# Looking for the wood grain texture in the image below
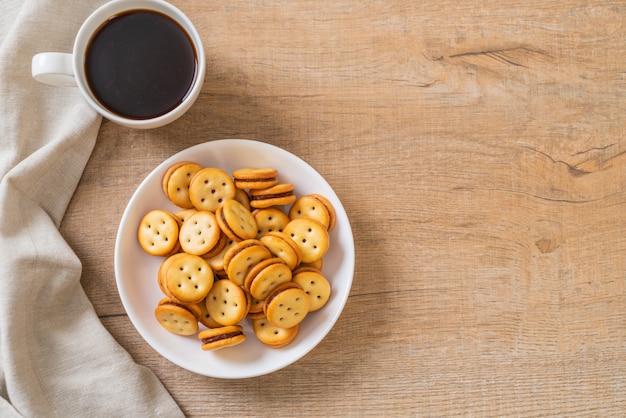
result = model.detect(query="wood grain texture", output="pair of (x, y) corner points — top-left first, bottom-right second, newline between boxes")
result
(60, 1), (626, 416)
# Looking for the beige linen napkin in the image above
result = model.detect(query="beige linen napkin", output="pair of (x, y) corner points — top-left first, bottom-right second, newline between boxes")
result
(0, 1), (184, 416)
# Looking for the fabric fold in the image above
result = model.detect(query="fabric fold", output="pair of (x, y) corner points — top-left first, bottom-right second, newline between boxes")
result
(0, 0), (184, 416)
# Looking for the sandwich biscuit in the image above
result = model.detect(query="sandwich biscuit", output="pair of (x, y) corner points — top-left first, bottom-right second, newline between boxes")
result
(253, 318), (299, 348)
(137, 209), (181, 257)
(259, 231), (302, 270)
(161, 161), (190, 196)
(164, 162), (203, 209)
(247, 296), (265, 319)
(205, 279), (248, 326)
(198, 325), (246, 351)
(196, 298), (223, 329)
(309, 193), (336, 231)
(178, 210), (221, 255)
(188, 167), (236, 212)
(216, 199), (258, 242)
(243, 257), (293, 301)
(249, 183), (296, 209)
(253, 207), (289, 237)
(223, 239), (272, 286)
(233, 188), (251, 210)
(283, 218), (330, 264)
(175, 208), (197, 223)
(155, 297), (200, 336)
(232, 167), (279, 190)
(288, 195), (332, 230)
(292, 269), (331, 312)
(263, 282), (310, 329)
(164, 253), (214, 304)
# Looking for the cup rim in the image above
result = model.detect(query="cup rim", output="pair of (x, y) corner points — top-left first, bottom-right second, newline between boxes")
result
(72, 0), (205, 129)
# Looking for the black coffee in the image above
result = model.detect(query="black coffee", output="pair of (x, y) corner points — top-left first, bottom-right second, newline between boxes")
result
(85, 10), (197, 119)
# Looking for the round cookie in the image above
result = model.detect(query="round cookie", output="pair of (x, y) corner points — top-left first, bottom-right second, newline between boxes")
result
(222, 239), (271, 286)
(201, 231), (229, 260)
(154, 298), (199, 336)
(233, 188), (251, 210)
(309, 194), (336, 231)
(295, 258), (324, 273)
(203, 237), (236, 272)
(198, 325), (246, 351)
(158, 253), (188, 297)
(184, 300), (202, 320)
(216, 199), (258, 242)
(188, 167), (236, 212)
(292, 269), (331, 312)
(178, 210), (221, 255)
(165, 162), (203, 208)
(226, 243), (272, 286)
(263, 282), (310, 329)
(288, 195), (331, 230)
(205, 279), (248, 326)
(259, 231), (302, 270)
(247, 296), (265, 319)
(164, 253), (214, 303)
(253, 318), (299, 348)
(232, 167), (279, 190)
(243, 257), (293, 301)
(283, 218), (330, 264)
(176, 208), (197, 223)
(213, 269), (229, 280)
(249, 183), (296, 209)
(222, 239), (262, 271)
(196, 298), (223, 328)
(253, 207), (289, 236)
(137, 209), (181, 256)
(161, 161), (190, 196)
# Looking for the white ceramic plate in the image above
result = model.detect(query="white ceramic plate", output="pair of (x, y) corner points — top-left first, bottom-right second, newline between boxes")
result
(114, 139), (354, 378)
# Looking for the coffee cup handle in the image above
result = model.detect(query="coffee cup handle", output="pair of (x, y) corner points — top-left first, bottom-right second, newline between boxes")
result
(31, 52), (77, 86)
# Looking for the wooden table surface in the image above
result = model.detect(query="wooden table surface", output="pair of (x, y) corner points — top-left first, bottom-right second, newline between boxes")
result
(60, 1), (626, 416)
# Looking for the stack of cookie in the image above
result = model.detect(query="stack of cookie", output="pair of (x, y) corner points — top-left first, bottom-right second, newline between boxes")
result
(137, 162), (336, 351)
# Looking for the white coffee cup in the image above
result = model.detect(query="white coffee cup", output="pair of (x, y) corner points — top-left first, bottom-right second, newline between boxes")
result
(32, 0), (205, 129)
